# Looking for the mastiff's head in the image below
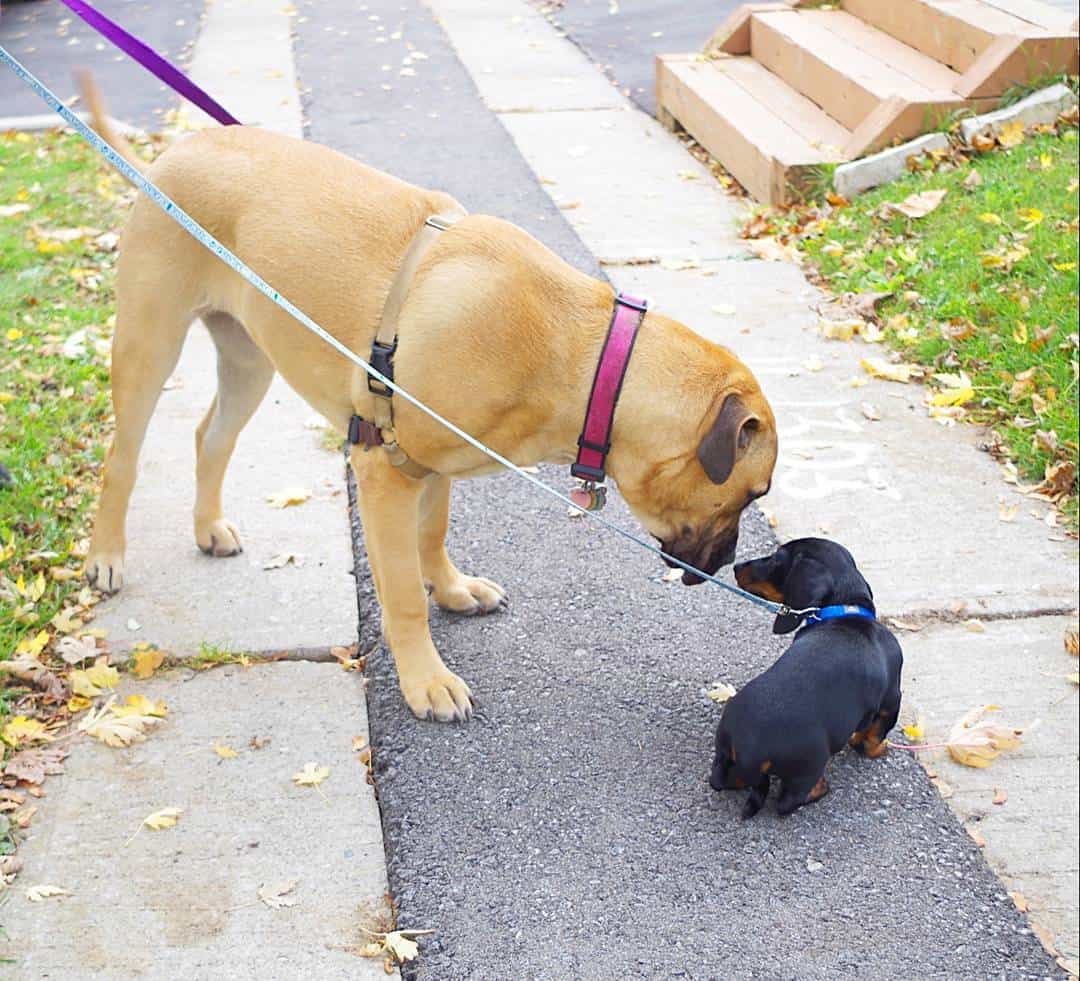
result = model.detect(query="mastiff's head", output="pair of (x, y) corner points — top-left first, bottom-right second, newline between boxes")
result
(611, 323), (777, 584)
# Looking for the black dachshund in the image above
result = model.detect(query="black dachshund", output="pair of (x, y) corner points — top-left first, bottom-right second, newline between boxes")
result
(711, 538), (903, 818)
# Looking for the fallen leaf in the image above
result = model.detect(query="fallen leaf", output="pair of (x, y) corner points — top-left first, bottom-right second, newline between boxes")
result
(963, 618), (986, 633)
(262, 552), (303, 570)
(887, 618), (922, 632)
(113, 694), (167, 719)
(660, 567), (682, 583)
(850, 291), (892, 321)
(802, 355), (825, 373)
(998, 502), (1019, 523)
(902, 720), (925, 742)
(15, 629), (49, 659)
(929, 386), (974, 407)
(883, 189), (947, 219)
(258, 878), (300, 909)
(213, 742), (239, 759)
(1017, 207), (1043, 229)
(143, 807), (182, 830)
(78, 695), (163, 748)
(860, 402), (881, 422)
(967, 825), (987, 848)
(3, 746), (68, 785)
(55, 635), (97, 666)
(2, 716), (52, 747)
(746, 237), (801, 264)
(818, 317), (864, 341)
(1065, 629), (1078, 657)
(265, 487), (312, 509)
(962, 170), (983, 190)
(1009, 891), (1029, 912)
(947, 705), (1025, 768)
(997, 120), (1025, 148)
(26, 884), (69, 902)
(977, 212), (1003, 225)
(70, 658), (120, 698)
(861, 358), (920, 383)
(931, 775), (954, 799)
(133, 647), (165, 679)
(292, 762), (329, 787)
(706, 682), (737, 704)
(940, 318), (976, 342)
(992, 788), (1008, 805)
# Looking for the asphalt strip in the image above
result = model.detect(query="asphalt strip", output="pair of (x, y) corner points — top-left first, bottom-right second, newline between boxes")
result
(295, 2), (1060, 977)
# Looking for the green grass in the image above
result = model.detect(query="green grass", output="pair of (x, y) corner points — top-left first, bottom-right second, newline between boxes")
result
(0, 131), (123, 708)
(800, 130), (1079, 524)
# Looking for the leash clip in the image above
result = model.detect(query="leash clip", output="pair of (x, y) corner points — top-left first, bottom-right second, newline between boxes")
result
(569, 480), (607, 513)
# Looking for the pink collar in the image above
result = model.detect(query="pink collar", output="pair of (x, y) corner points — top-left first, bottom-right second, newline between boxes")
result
(571, 293), (648, 494)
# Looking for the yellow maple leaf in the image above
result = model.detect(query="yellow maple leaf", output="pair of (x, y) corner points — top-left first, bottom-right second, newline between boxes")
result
(29, 571), (46, 602)
(77, 695), (162, 747)
(265, 487), (312, 508)
(113, 694), (167, 719)
(213, 741), (239, 759)
(1012, 322), (1029, 344)
(2, 715), (52, 747)
(861, 358), (919, 384)
(143, 807), (182, 830)
(70, 658), (120, 697)
(1039, 153), (1053, 170)
(66, 694), (93, 713)
(292, 762), (329, 787)
(930, 387), (974, 407)
(902, 720), (925, 742)
(15, 629), (50, 659)
(132, 647), (165, 680)
(26, 884), (70, 902)
(976, 213), (1002, 225)
(7, 328), (25, 342)
(1016, 207), (1043, 228)
(997, 121), (1025, 148)
(1053, 261), (1077, 272)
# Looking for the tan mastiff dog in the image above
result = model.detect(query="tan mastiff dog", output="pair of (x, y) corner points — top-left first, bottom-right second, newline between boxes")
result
(82, 97), (777, 723)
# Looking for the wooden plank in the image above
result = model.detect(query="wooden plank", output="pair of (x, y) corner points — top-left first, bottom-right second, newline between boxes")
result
(801, 9), (963, 91)
(977, 0), (1078, 31)
(716, 57), (852, 154)
(841, 0), (1027, 72)
(750, 10), (959, 129)
(958, 33), (1080, 96)
(845, 93), (993, 156)
(704, 3), (791, 54)
(656, 55), (840, 203)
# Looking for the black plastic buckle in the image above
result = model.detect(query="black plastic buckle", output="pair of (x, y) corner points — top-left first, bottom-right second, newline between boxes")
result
(367, 339), (397, 397)
(615, 294), (648, 313)
(348, 415), (383, 448)
(570, 462), (606, 483)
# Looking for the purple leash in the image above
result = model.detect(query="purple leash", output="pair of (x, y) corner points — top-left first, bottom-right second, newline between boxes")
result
(58, 0), (240, 126)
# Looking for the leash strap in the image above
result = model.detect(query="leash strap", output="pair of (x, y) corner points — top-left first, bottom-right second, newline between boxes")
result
(572, 293), (647, 484)
(0, 45), (787, 618)
(350, 212), (464, 479)
(57, 0), (241, 127)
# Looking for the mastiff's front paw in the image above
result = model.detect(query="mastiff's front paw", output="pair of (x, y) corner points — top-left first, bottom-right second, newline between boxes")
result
(432, 575), (507, 616)
(85, 551), (126, 593)
(402, 669), (475, 723)
(195, 517), (243, 557)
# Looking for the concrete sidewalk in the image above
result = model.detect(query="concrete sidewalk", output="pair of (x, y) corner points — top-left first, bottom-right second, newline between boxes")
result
(427, 0), (1079, 967)
(0, 2), (390, 977)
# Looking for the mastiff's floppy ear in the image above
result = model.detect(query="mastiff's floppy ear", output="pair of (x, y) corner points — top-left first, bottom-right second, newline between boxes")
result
(697, 394), (761, 485)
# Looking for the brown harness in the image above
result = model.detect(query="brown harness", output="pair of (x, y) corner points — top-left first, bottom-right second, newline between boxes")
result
(348, 212), (464, 478)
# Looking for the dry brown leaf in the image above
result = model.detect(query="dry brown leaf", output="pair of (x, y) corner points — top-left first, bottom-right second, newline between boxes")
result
(930, 776), (954, 799)
(947, 705), (1025, 768)
(3, 746), (68, 785)
(967, 825), (987, 848)
(746, 237), (801, 264)
(55, 635), (97, 666)
(962, 169), (983, 190)
(262, 552), (303, 570)
(992, 787), (1008, 805)
(1009, 890), (1029, 913)
(883, 189), (947, 219)
(1065, 629), (1079, 657)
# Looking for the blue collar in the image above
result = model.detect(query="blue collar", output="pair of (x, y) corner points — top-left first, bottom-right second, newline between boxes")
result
(803, 604), (876, 628)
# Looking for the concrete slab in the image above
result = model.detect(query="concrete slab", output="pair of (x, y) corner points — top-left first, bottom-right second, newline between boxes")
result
(834, 132), (951, 198)
(960, 83), (1079, 146)
(0, 661), (389, 979)
(422, 0), (624, 112)
(187, 0), (303, 135)
(900, 616), (1080, 961)
(500, 108), (747, 263)
(604, 259), (1080, 618)
(90, 325), (358, 658)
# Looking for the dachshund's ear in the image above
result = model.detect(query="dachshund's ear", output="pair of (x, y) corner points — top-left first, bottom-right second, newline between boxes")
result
(772, 555), (834, 635)
(698, 395), (761, 485)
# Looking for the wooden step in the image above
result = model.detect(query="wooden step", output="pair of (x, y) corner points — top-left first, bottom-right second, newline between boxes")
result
(841, 0), (1079, 94)
(656, 54), (850, 204)
(750, 8), (969, 131)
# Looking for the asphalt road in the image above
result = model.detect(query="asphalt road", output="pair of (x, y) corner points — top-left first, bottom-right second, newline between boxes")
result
(0, 0), (201, 127)
(297, 1), (1060, 978)
(540, 0), (744, 116)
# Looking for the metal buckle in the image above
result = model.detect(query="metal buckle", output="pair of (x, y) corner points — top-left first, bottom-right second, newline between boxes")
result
(367, 339), (397, 397)
(426, 215), (453, 232)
